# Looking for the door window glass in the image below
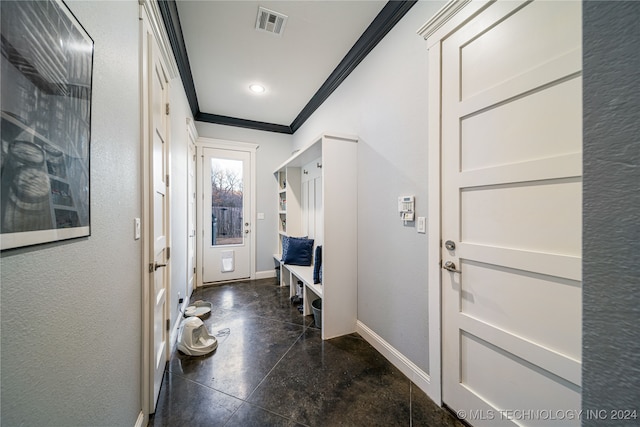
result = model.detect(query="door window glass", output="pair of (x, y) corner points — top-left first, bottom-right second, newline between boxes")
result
(210, 158), (243, 246)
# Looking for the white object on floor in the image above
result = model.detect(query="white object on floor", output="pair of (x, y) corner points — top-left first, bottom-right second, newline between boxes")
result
(177, 317), (218, 356)
(184, 300), (212, 318)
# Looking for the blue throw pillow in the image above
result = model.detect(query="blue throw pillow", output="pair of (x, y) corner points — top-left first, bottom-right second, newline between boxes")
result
(281, 235), (307, 262)
(313, 245), (322, 284)
(282, 237), (314, 266)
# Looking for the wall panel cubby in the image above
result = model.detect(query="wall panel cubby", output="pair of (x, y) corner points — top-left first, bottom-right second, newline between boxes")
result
(273, 133), (358, 340)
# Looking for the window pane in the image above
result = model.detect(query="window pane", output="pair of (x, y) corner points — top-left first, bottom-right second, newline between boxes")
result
(211, 158), (243, 246)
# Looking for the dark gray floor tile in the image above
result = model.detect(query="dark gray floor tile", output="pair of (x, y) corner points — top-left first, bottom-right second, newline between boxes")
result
(169, 315), (304, 400)
(248, 329), (412, 426)
(195, 279), (313, 327)
(152, 280), (460, 427)
(411, 382), (467, 427)
(224, 402), (304, 427)
(149, 372), (243, 427)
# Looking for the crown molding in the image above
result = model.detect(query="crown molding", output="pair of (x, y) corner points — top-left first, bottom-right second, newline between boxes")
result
(416, 0), (471, 40)
(156, 0), (199, 115)
(159, 0), (416, 134)
(195, 112), (292, 135)
(289, 0), (417, 133)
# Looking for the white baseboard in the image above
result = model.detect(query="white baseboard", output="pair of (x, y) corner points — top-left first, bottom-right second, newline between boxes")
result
(134, 411), (146, 427)
(356, 320), (435, 400)
(255, 269), (277, 280)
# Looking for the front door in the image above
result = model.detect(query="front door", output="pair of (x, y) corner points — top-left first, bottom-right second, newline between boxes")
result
(202, 148), (251, 283)
(149, 36), (169, 412)
(440, 1), (582, 425)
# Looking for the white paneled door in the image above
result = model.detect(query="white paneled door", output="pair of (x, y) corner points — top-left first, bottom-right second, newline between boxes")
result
(149, 35), (170, 412)
(187, 131), (196, 296)
(202, 148), (252, 283)
(440, 1), (582, 426)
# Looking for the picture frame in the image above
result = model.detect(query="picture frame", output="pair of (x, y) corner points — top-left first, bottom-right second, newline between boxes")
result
(1, 0), (93, 250)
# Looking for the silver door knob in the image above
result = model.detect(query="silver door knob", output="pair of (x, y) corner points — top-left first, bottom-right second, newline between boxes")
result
(443, 261), (461, 274)
(245, 229), (249, 234)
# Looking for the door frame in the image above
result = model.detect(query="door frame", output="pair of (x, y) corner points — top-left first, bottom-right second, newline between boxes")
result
(418, 0), (495, 406)
(196, 137), (258, 288)
(139, 0), (179, 419)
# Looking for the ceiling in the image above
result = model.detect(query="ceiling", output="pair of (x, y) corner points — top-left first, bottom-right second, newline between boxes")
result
(160, 1), (417, 134)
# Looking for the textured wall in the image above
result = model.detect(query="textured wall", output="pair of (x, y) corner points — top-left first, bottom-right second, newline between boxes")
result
(582, 1), (640, 422)
(292, 0), (446, 374)
(195, 122), (292, 274)
(0, 1), (142, 425)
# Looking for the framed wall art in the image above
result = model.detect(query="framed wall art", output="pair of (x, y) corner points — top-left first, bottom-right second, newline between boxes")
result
(1, 0), (93, 250)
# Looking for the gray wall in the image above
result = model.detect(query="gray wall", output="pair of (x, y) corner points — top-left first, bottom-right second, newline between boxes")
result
(196, 122), (292, 274)
(0, 1), (142, 425)
(292, 0), (445, 374)
(582, 1), (640, 421)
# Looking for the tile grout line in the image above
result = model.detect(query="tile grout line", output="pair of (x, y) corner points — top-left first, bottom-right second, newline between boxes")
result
(410, 380), (413, 427)
(244, 325), (308, 403)
(222, 320), (309, 426)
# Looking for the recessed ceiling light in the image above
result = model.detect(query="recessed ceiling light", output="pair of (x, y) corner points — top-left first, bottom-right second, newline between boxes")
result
(249, 84), (265, 93)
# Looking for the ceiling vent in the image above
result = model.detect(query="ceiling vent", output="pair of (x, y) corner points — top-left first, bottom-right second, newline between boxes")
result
(255, 7), (288, 36)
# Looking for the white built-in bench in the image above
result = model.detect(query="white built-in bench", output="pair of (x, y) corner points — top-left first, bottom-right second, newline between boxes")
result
(274, 254), (321, 316)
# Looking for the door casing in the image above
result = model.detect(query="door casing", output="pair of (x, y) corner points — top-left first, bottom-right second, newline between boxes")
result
(140, 0), (179, 419)
(419, 1), (494, 405)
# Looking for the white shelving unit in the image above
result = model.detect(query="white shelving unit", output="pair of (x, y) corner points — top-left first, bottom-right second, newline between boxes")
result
(275, 167), (301, 252)
(273, 133), (358, 340)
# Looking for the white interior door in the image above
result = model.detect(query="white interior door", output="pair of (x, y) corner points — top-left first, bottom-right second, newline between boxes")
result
(440, 1), (582, 425)
(149, 36), (169, 412)
(202, 148), (251, 283)
(187, 135), (196, 295)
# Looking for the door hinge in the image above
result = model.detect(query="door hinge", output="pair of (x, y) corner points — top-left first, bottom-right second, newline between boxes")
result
(166, 247), (171, 260)
(193, 267), (196, 274)
(165, 103), (170, 115)
(166, 319), (170, 331)
(166, 174), (170, 187)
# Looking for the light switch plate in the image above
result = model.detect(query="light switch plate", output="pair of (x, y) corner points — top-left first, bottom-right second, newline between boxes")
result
(417, 216), (426, 234)
(134, 218), (141, 240)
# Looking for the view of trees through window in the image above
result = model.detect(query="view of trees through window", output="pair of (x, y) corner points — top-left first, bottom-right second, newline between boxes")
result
(211, 158), (243, 246)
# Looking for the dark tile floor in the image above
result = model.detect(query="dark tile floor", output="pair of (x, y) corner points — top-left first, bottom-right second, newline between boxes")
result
(149, 278), (464, 427)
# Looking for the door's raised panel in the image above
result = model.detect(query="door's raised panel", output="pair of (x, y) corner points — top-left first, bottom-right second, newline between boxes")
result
(153, 192), (164, 251)
(460, 260), (581, 359)
(461, 178), (582, 256)
(460, 1), (581, 100)
(460, 331), (581, 426)
(461, 78), (582, 172)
